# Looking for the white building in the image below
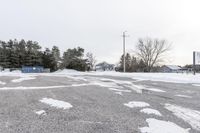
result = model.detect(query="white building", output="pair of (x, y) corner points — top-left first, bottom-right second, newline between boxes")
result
(95, 62), (115, 71)
(160, 65), (182, 73)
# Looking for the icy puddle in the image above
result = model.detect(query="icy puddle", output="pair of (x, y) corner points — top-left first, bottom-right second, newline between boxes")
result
(140, 118), (189, 133)
(165, 103), (200, 131)
(124, 101), (150, 108)
(140, 108), (162, 116)
(40, 98), (73, 109)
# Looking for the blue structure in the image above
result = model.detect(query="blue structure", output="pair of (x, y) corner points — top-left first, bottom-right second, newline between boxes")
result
(22, 66), (44, 73)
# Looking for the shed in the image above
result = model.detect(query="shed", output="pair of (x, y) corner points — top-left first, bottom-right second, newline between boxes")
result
(22, 66), (44, 73)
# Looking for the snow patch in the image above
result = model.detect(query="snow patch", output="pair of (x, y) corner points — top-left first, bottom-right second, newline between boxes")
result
(90, 81), (122, 88)
(125, 84), (143, 93)
(126, 84), (165, 93)
(109, 88), (131, 92)
(144, 88), (166, 93)
(40, 98), (73, 109)
(35, 110), (46, 115)
(140, 118), (190, 133)
(66, 76), (87, 81)
(0, 86), (68, 90)
(192, 84), (200, 87)
(12, 77), (36, 83)
(140, 108), (162, 116)
(124, 101), (150, 108)
(165, 103), (200, 131)
(82, 71), (200, 84)
(71, 84), (88, 87)
(115, 92), (123, 95)
(175, 95), (192, 98)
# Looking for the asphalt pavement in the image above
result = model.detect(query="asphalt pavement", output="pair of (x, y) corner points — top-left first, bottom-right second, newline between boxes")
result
(0, 74), (199, 133)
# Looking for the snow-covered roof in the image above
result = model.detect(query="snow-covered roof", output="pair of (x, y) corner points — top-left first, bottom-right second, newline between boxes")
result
(165, 65), (181, 70)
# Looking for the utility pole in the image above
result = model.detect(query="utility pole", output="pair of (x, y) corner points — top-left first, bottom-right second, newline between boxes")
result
(122, 31), (128, 72)
(193, 51), (196, 75)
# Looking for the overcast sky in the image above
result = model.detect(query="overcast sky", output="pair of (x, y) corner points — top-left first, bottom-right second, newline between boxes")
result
(0, 0), (200, 65)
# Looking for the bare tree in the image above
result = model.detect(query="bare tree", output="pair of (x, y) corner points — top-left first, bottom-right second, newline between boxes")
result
(86, 52), (96, 71)
(136, 38), (171, 72)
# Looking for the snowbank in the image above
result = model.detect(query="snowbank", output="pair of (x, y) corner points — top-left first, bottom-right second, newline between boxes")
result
(88, 71), (200, 84)
(56, 69), (200, 84)
(1, 69), (200, 84)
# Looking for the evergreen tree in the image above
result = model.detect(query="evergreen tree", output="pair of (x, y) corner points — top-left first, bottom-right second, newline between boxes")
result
(17, 39), (26, 66)
(52, 46), (60, 62)
(130, 56), (138, 72)
(119, 53), (132, 72)
(137, 59), (147, 72)
(62, 47), (88, 71)
(52, 46), (61, 69)
(42, 48), (57, 72)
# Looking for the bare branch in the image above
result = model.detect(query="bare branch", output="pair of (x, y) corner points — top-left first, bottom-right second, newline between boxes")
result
(135, 38), (171, 72)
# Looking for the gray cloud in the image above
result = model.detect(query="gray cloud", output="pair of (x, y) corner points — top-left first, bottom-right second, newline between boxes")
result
(0, 0), (200, 65)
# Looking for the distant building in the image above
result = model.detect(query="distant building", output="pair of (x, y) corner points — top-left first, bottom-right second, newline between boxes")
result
(22, 66), (44, 73)
(184, 64), (200, 72)
(95, 62), (115, 71)
(160, 65), (182, 73)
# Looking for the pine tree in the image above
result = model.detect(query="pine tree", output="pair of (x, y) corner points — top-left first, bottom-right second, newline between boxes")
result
(62, 47), (88, 71)
(119, 53), (132, 72)
(42, 48), (57, 72)
(52, 46), (61, 69)
(137, 59), (147, 72)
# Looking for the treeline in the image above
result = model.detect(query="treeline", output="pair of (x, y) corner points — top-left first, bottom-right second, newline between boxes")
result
(117, 53), (167, 72)
(117, 53), (149, 72)
(0, 39), (95, 72)
(117, 38), (171, 72)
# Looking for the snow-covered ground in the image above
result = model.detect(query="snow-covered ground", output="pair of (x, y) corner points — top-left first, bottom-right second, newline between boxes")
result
(0, 69), (200, 132)
(1, 69), (200, 84)
(54, 69), (200, 84)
